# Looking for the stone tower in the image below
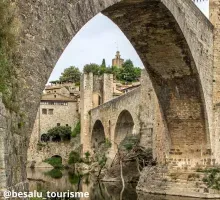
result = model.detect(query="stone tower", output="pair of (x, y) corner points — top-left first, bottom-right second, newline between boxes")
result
(80, 73), (114, 153)
(112, 51), (124, 68)
(210, 0), (220, 105)
(210, 0), (220, 164)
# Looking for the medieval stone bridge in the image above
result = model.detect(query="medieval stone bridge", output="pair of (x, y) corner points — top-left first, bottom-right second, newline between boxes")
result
(89, 85), (153, 158)
(1, 0), (220, 196)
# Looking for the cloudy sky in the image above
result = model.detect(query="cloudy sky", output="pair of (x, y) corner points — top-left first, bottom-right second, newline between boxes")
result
(48, 0), (209, 82)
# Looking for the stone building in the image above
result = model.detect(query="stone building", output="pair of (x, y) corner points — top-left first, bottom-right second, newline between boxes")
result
(112, 51), (124, 68)
(30, 83), (80, 142)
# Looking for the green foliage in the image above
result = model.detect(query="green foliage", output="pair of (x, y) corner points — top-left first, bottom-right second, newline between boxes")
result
(68, 172), (81, 185)
(0, 1), (20, 111)
(71, 121), (80, 138)
(83, 63), (100, 75)
(120, 135), (140, 151)
(44, 156), (63, 169)
(44, 169), (63, 179)
(83, 59), (141, 83)
(118, 59), (141, 82)
(59, 66), (81, 83)
(202, 168), (220, 190)
(101, 59), (106, 68)
(124, 143), (133, 151)
(98, 154), (107, 167)
(47, 126), (71, 141)
(68, 151), (81, 165)
(85, 151), (90, 159)
(49, 80), (60, 84)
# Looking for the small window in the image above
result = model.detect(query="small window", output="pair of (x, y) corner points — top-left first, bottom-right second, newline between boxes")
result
(98, 96), (102, 105)
(42, 109), (47, 115)
(48, 109), (54, 115)
(57, 123), (60, 126)
(54, 95), (56, 98)
(66, 124), (69, 127)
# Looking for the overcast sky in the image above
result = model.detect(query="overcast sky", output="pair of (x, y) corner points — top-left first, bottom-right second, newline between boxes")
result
(48, 0), (209, 82)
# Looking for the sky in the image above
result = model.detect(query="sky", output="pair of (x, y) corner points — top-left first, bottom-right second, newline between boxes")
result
(48, 0), (209, 82)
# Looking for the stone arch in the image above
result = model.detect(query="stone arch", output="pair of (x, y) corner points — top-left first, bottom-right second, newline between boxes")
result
(114, 110), (135, 146)
(2, 0), (213, 190)
(102, 0), (212, 164)
(91, 120), (106, 150)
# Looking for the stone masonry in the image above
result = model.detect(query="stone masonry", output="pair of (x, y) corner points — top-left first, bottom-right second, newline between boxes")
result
(0, 0), (220, 197)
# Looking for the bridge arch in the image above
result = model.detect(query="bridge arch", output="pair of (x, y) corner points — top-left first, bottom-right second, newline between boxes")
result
(114, 110), (135, 146)
(91, 120), (106, 150)
(2, 0), (214, 190)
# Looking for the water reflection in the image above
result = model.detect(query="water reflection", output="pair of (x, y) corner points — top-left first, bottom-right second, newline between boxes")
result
(27, 168), (205, 200)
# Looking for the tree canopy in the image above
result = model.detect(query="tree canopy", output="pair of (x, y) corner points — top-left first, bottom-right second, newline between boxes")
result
(50, 59), (142, 84)
(59, 66), (81, 83)
(83, 59), (141, 83)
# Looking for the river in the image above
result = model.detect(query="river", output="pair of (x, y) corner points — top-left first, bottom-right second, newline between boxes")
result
(27, 168), (203, 200)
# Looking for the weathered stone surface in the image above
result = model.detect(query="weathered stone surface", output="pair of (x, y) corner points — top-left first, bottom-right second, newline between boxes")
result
(0, 0), (218, 197)
(137, 166), (220, 198)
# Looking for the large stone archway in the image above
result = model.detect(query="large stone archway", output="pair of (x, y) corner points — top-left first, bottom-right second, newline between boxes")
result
(0, 0), (214, 192)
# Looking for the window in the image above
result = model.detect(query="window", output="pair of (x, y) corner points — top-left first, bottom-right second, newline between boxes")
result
(48, 109), (54, 115)
(57, 123), (60, 126)
(66, 124), (69, 127)
(98, 96), (102, 105)
(54, 95), (56, 98)
(42, 109), (47, 115)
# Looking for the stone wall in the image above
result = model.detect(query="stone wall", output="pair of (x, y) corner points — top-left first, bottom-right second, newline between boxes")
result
(27, 137), (80, 167)
(36, 101), (79, 135)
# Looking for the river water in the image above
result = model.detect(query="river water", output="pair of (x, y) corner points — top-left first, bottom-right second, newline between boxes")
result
(27, 168), (202, 200)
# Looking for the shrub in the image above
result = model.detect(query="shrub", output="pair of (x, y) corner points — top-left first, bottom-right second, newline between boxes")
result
(47, 126), (71, 141)
(85, 151), (90, 159)
(71, 121), (80, 137)
(68, 151), (81, 165)
(202, 168), (220, 190)
(44, 156), (63, 169)
(68, 172), (81, 185)
(124, 143), (133, 151)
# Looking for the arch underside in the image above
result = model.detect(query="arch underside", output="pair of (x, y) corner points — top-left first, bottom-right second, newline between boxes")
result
(91, 120), (105, 150)
(103, 0), (209, 164)
(115, 110), (134, 146)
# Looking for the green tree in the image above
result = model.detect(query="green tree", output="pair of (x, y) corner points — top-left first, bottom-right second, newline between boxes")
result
(47, 126), (71, 141)
(59, 66), (81, 83)
(83, 63), (100, 75)
(119, 59), (141, 82)
(101, 59), (106, 68)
